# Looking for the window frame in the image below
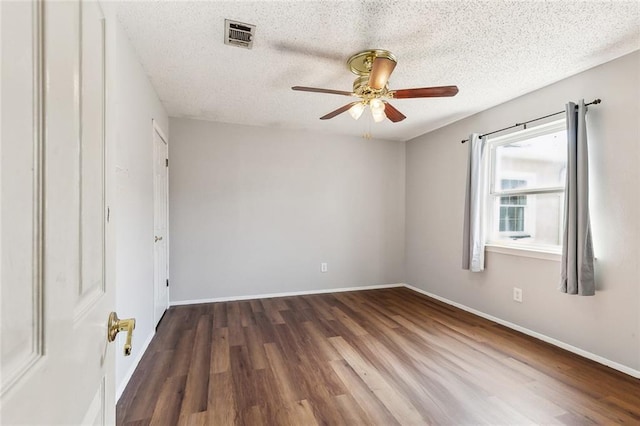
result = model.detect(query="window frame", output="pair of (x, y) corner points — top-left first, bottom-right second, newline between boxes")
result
(485, 119), (567, 256)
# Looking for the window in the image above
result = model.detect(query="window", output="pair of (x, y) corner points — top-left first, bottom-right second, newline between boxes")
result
(499, 183), (527, 233)
(486, 120), (567, 252)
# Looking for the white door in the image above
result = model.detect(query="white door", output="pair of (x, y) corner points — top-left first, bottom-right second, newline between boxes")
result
(153, 124), (169, 326)
(1, 1), (124, 424)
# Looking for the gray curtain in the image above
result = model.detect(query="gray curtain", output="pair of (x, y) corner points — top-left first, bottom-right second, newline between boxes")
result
(560, 100), (595, 295)
(462, 133), (487, 272)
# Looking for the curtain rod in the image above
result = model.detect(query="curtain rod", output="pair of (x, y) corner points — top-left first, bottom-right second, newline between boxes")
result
(460, 99), (602, 144)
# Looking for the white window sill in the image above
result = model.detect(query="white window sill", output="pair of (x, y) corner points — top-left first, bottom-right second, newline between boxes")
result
(485, 243), (561, 261)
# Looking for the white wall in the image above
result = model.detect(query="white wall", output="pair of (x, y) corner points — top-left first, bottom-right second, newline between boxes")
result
(169, 119), (405, 302)
(405, 51), (640, 372)
(103, 6), (169, 396)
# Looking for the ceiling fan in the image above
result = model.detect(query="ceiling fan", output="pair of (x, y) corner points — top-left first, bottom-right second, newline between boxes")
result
(292, 49), (459, 123)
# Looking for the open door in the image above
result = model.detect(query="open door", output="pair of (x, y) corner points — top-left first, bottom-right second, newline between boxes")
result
(1, 1), (125, 423)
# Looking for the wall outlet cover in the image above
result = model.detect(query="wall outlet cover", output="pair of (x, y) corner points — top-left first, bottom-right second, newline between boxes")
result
(513, 287), (523, 303)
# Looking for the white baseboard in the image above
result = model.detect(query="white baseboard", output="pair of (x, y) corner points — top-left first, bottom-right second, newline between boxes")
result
(403, 284), (640, 379)
(116, 330), (155, 402)
(169, 283), (405, 306)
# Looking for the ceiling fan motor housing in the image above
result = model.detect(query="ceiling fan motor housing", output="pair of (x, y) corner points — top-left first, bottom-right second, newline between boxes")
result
(347, 49), (397, 76)
(352, 75), (389, 101)
(348, 50), (396, 101)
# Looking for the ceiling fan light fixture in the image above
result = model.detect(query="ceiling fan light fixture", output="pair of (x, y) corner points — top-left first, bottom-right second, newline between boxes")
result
(370, 98), (385, 113)
(291, 49), (459, 124)
(370, 98), (386, 122)
(372, 110), (386, 123)
(348, 102), (366, 120)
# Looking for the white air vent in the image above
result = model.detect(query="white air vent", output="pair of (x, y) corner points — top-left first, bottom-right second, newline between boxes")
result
(224, 19), (255, 49)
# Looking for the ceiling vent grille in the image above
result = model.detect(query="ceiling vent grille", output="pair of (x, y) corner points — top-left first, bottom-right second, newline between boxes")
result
(224, 19), (255, 49)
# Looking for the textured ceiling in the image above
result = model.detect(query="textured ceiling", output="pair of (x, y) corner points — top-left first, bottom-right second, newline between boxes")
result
(115, 1), (640, 142)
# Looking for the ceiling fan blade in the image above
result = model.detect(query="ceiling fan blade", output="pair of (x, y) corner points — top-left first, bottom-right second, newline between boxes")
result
(292, 86), (354, 96)
(368, 57), (396, 90)
(392, 85), (459, 99)
(320, 102), (360, 120)
(383, 102), (406, 122)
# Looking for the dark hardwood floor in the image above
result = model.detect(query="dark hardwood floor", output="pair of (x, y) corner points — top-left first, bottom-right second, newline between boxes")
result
(117, 287), (640, 425)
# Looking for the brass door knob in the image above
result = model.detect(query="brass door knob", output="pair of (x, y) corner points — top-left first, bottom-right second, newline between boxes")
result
(107, 312), (136, 356)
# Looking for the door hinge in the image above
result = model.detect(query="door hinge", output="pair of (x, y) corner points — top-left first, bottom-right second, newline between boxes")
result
(107, 207), (110, 223)
(165, 158), (169, 167)
(166, 278), (169, 287)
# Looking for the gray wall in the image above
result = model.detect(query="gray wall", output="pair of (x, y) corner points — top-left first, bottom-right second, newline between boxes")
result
(104, 8), (169, 395)
(405, 51), (640, 371)
(169, 119), (405, 302)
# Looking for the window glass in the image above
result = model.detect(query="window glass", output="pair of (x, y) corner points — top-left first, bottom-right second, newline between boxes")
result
(487, 120), (567, 251)
(492, 129), (566, 192)
(490, 193), (564, 247)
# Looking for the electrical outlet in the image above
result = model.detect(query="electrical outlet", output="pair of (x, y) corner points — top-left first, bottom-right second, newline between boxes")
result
(321, 262), (328, 273)
(513, 287), (523, 303)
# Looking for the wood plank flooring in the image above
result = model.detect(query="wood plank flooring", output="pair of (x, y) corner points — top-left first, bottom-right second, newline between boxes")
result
(117, 287), (640, 425)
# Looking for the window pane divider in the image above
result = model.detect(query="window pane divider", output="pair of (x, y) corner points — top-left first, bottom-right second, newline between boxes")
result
(491, 186), (565, 196)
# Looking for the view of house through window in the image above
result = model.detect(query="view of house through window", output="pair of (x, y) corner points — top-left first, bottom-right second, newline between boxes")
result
(499, 180), (527, 232)
(486, 120), (567, 251)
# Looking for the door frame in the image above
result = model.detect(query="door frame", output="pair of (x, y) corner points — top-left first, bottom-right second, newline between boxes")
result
(152, 119), (169, 327)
